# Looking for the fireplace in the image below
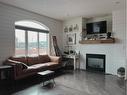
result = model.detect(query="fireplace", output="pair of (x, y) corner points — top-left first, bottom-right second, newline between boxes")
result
(86, 54), (105, 72)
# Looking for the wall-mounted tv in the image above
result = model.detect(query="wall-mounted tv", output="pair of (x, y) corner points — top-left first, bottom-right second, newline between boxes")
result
(86, 21), (107, 34)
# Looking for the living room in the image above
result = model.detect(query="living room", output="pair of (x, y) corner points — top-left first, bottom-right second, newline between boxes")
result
(0, 0), (126, 95)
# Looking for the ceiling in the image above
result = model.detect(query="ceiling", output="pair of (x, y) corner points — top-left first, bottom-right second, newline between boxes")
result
(0, 0), (125, 21)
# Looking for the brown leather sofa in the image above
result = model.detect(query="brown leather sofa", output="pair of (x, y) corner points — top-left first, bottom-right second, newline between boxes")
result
(4, 55), (61, 80)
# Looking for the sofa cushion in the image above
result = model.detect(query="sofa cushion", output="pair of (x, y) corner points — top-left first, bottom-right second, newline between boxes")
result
(28, 63), (48, 72)
(7, 59), (28, 69)
(27, 56), (39, 66)
(28, 64), (47, 69)
(28, 62), (57, 69)
(45, 62), (58, 66)
(9, 56), (27, 64)
(45, 62), (61, 70)
(28, 62), (58, 72)
(22, 67), (37, 74)
(39, 55), (50, 63)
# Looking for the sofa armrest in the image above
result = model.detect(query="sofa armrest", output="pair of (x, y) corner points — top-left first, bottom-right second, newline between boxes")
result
(3, 60), (24, 79)
(49, 56), (61, 64)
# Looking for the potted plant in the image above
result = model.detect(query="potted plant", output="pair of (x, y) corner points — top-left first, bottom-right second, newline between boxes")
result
(117, 67), (125, 78)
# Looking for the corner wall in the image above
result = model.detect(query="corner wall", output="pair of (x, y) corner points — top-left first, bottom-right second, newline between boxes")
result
(0, 3), (63, 64)
(63, 9), (126, 75)
(112, 9), (126, 75)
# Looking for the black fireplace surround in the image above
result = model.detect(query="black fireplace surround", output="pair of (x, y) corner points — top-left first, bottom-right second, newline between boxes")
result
(86, 54), (105, 72)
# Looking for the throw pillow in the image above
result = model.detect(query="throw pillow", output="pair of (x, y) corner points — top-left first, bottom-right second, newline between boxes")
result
(39, 55), (51, 63)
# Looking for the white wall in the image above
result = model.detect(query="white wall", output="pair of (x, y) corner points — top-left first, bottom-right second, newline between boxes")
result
(63, 9), (126, 75)
(112, 9), (126, 75)
(0, 3), (63, 64)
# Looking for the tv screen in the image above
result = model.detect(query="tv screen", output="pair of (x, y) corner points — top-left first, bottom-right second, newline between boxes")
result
(86, 21), (107, 34)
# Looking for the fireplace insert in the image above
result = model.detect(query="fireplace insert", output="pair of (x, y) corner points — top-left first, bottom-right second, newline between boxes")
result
(86, 54), (105, 72)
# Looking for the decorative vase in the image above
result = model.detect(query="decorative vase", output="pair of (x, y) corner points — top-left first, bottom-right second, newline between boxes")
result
(117, 67), (125, 78)
(107, 32), (111, 39)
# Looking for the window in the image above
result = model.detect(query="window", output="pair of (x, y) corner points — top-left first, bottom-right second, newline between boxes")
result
(39, 32), (49, 55)
(15, 29), (26, 56)
(28, 31), (38, 56)
(15, 21), (49, 56)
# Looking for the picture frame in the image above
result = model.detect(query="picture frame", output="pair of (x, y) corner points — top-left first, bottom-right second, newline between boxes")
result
(67, 33), (76, 45)
(64, 26), (68, 32)
(73, 24), (79, 30)
(69, 25), (73, 32)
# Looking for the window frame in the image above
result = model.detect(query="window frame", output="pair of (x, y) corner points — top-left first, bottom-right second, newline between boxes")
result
(15, 25), (49, 56)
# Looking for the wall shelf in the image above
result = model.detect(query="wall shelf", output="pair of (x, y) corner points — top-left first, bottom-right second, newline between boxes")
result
(79, 38), (115, 44)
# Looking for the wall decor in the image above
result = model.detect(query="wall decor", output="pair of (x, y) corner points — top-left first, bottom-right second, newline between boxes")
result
(67, 33), (76, 45)
(73, 24), (79, 30)
(69, 25), (73, 32)
(64, 27), (68, 32)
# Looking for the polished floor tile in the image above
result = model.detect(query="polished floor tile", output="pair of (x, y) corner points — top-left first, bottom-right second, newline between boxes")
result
(0, 70), (126, 95)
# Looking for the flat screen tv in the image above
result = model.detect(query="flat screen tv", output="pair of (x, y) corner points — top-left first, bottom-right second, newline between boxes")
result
(86, 21), (107, 34)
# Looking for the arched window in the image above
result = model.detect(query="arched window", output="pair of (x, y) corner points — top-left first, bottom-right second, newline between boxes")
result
(15, 20), (49, 56)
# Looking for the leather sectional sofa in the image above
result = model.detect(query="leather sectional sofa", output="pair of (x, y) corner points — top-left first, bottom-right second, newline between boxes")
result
(4, 55), (61, 80)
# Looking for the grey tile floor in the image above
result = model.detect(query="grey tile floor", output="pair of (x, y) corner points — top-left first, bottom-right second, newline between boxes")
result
(12, 70), (126, 95)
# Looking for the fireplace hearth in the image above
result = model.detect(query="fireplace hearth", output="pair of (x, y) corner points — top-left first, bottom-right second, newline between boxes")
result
(86, 54), (105, 72)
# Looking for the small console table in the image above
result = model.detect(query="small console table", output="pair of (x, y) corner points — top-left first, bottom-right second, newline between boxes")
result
(0, 65), (12, 80)
(63, 54), (80, 70)
(38, 70), (55, 86)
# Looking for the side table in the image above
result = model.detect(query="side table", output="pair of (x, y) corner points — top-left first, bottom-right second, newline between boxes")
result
(38, 70), (55, 86)
(0, 65), (13, 80)
(63, 54), (80, 70)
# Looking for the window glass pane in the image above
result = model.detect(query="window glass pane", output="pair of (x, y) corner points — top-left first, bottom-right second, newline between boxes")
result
(39, 33), (49, 55)
(28, 31), (38, 56)
(15, 29), (25, 56)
